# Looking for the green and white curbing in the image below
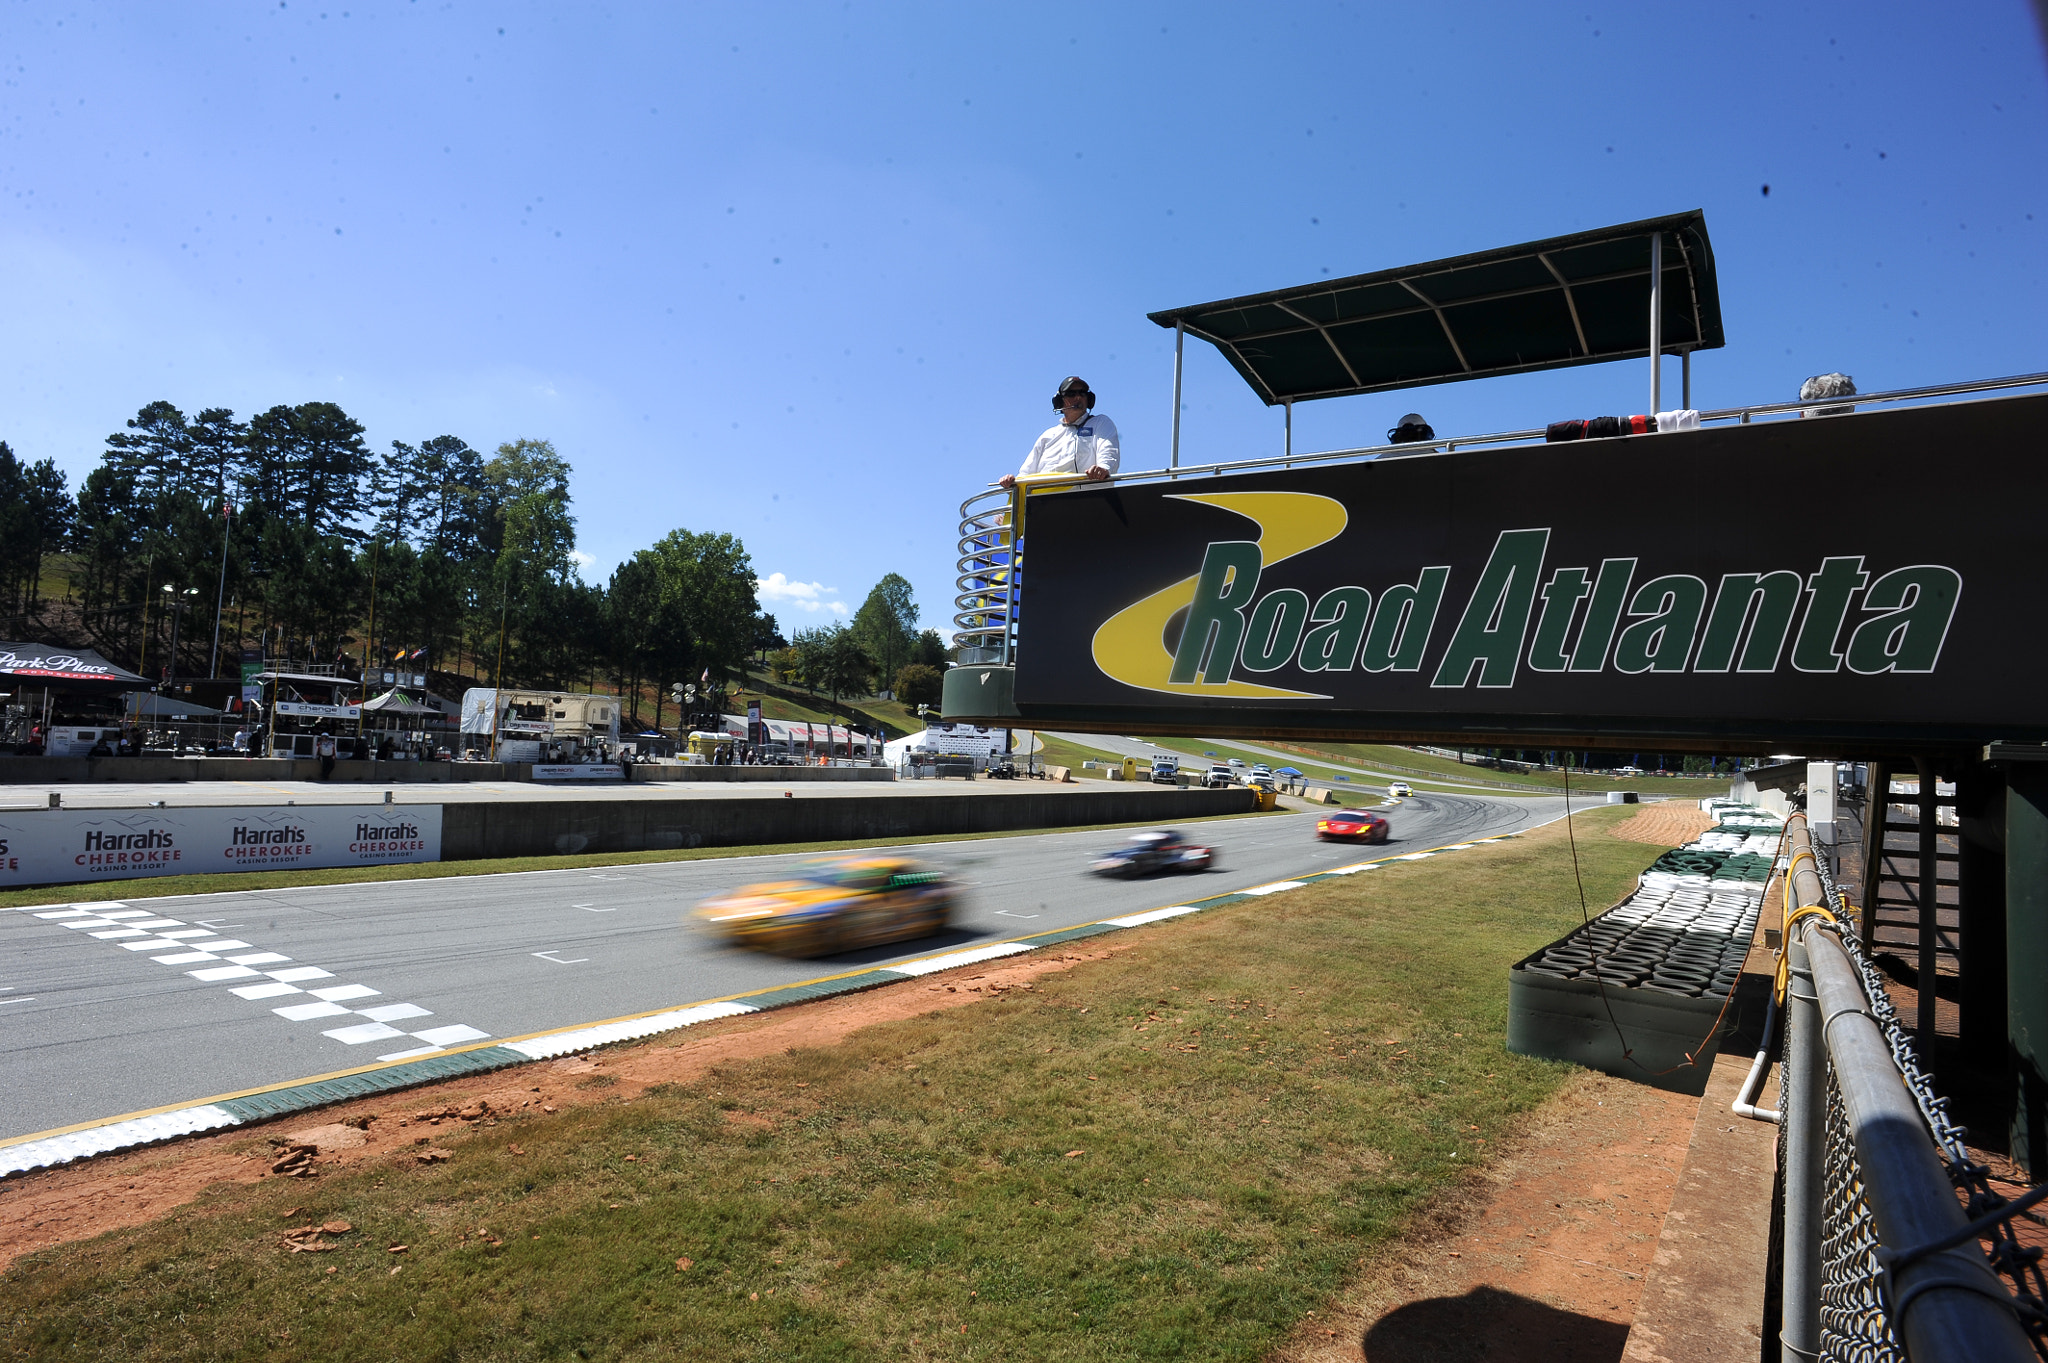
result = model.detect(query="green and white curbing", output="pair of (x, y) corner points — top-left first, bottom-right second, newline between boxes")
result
(0, 833), (1522, 1180)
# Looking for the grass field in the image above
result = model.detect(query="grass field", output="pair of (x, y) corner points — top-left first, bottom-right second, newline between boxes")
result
(1140, 736), (1422, 794)
(2, 805), (1658, 1362)
(1032, 732), (1124, 777)
(1274, 742), (1727, 796)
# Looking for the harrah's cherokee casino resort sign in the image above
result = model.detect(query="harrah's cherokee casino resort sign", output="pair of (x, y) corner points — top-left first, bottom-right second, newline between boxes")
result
(1013, 395), (2048, 746)
(0, 804), (443, 886)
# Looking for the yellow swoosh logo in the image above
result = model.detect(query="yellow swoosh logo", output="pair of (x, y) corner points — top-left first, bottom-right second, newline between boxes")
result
(1089, 492), (1347, 698)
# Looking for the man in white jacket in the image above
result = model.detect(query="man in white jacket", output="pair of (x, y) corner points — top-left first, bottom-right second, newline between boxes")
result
(999, 376), (1119, 488)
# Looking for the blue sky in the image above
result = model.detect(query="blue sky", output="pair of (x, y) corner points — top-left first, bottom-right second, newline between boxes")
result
(4, 2), (2043, 634)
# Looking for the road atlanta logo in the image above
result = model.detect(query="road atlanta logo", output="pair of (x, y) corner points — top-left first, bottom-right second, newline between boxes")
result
(1090, 493), (1962, 698)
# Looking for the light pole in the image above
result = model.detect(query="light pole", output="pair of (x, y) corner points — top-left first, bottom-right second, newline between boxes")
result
(161, 585), (201, 685)
(209, 500), (234, 679)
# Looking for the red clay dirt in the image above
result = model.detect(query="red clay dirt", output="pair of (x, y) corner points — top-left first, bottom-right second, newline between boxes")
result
(0, 947), (1119, 1271)
(1272, 1071), (1698, 1363)
(1609, 805), (1717, 849)
(5, 945), (1702, 1363)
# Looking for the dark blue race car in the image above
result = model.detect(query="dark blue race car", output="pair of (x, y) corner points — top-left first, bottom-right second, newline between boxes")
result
(1089, 830), (1216, 878)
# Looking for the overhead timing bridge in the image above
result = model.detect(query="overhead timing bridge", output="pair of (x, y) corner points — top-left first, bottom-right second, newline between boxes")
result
(946, 371), (2048, 755)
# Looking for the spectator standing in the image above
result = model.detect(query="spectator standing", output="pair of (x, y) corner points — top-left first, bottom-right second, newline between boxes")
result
(1000, 376), (1119, 488)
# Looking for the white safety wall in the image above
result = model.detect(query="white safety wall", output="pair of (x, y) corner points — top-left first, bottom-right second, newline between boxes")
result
(0, 804), (443, 886)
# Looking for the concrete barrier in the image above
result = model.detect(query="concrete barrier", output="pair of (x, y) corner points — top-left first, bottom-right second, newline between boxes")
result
(439, 786), (1256, 860)
(0, 756), (890, 786)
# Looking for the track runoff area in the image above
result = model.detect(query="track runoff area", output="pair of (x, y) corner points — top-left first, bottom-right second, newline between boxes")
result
(0, 784), (1569, 1172)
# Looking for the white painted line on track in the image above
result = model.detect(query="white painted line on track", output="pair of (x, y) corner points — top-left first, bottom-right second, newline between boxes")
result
(1104, 905), (1202, 927)
(885, 942), (1035, 976)
(1, 1105), (244, 1177)
(500, 1000), (758, 1061)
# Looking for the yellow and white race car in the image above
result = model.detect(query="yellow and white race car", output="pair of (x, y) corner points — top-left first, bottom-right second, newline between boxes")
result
(694, 856), (955, 957)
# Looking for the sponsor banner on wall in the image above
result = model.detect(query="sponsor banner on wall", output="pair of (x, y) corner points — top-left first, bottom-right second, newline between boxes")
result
(273, 701), (361, 720)
(1012, 393), (2048, 747)
(0, 804), (443, 886)
(531, 764), (624, 780)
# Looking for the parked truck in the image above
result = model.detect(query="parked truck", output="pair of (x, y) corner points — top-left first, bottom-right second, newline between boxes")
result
(1150, 754), (1180, 785)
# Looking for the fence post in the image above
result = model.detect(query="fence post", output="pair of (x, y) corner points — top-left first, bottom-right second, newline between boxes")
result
(1781, 930), (1825, 1362)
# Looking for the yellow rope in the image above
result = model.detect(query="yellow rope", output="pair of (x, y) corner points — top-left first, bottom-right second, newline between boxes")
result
(1774, 822), (1838, 1003)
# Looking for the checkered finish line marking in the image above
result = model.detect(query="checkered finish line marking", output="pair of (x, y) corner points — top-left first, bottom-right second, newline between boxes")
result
(4, 901), (499, 1081)
(1, 830), (1523, 1179)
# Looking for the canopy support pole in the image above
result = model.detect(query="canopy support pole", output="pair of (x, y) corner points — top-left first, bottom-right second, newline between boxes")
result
(1648, 231), (1664, 414)
(1171, 320), (1184, 469)
(1284, 399), (1292, 459)
(1682, 348), (1692, 409)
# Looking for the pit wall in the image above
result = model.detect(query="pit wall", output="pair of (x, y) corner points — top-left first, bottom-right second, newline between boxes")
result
(0, 757), (890, 786)
(439, 786), (1256, 859)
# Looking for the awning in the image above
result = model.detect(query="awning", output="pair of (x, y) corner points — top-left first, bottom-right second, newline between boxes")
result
(361, 688), (443, 716)
(121, 691), (226, 718)
(1147, 210), (1723, 404)
(0, 642), (151, 696)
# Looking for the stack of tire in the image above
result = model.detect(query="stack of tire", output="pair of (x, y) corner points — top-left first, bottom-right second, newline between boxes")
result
(1520, 874), (1759, 999)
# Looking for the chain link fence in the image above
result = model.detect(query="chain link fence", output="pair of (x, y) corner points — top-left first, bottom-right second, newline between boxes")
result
(1772, 818), (2047, 1361)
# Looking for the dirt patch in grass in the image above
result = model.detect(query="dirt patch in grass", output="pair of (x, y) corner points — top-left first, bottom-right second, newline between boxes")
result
(1272, 1070), (1697, 1362)
(1609, 803), (1717, 848)
(3, 808), (1661, 1363)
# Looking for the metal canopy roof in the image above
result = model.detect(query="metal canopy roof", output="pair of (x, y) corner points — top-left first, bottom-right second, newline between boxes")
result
(1147, 210), (1724, 405)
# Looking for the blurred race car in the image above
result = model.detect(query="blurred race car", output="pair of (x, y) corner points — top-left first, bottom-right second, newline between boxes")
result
(1317, 808), (1390, 843)
(1387, 781), (1413, 797)
(695, 856), (954, 956)
(1090, 829), (1216, 877)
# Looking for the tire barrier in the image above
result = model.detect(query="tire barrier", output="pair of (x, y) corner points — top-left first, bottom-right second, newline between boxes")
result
(1507, 803), (1784, 1093)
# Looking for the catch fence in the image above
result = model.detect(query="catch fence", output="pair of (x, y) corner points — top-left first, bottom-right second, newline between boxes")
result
(1766, 815), (2046, 1361)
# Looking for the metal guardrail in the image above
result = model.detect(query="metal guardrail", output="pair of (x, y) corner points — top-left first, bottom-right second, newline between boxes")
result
(1094, 369), (2048, 491)
(952, 372), (2048, 656)
(1775, 814), (2044, 1362)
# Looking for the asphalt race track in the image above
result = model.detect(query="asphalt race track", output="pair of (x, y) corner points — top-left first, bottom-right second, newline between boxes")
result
(1, 790), (1568, 1142)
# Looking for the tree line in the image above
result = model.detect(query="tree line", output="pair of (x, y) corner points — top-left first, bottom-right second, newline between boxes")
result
(4, 399), (949, 728)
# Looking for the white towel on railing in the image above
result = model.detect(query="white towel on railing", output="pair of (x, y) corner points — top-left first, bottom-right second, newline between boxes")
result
(1655, 409), (1701, 432)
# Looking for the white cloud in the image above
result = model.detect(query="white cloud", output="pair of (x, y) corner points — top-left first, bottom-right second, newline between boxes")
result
(756, 573), (850, 616)
(568, 550), (595, 569)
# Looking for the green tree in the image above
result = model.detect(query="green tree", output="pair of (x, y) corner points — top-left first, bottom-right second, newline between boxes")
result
(793, 622), (873, 706)
(850, 573), (918, 691)
(484, 439), (579, 684)
(604, 551), (683, 727)
(894, 663), (944, 710)
(0, 444), (74, 624)
(648, 528), (760, 686)
(244, 402), (374, 536)
(909, 628), (951, 668)
(186, 408), (246, 500)
(102, 400), (192, 502)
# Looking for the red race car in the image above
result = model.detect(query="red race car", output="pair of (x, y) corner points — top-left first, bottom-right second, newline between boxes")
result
(1317, 808), (1390, 843)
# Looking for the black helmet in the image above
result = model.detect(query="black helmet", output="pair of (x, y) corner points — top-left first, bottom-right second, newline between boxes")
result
(1388, 413), (1434, 444)
(1053, 376), (1095, 410)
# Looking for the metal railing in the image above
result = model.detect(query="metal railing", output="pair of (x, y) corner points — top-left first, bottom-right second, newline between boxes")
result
(1774, 814), (2045, 1361)
(953, 487), (1016, 664)
(952, 372), (2048, 655)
